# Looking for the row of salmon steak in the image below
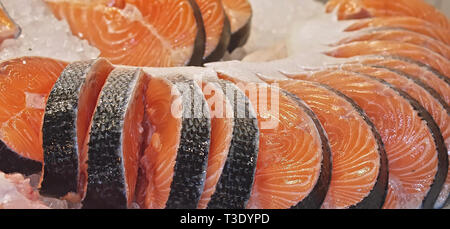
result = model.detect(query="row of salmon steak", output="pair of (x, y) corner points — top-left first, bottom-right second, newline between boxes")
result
(0, 52), (448, 209)
(0, 0), (449, 209)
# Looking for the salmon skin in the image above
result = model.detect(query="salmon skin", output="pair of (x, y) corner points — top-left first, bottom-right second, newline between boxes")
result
(340, 64), (450, 209)
(272, 80), (388, 209)
(82, 68), (147, 209)
(218, 74), (332, 209)
(136, 74), (211, 209)
(0, 1), (21, 44)
(40, 59), (114, 199)
(0, 57), (67, 176)
(287, 70), (447, 209)
(221, 0), (252, 52)
(45, 0), (206, 67)
(356, 56), (450, 106)
(195, 0), (231, 62)
(325, 0), (450, 29)
(166, 77), (211, 209)
(326, 41), (450, 78)
(343, 17), (450, 45)
(205, 80), (259, 209)
(333, 29), (450, 60)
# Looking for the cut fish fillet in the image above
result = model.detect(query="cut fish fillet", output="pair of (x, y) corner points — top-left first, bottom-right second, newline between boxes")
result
(341, 64), (450, 209)
(82, 68), (148, 209)
(197, 80), (233, 209)
(0, 1), (20, 44)
(0, 57), (67, 175)
(40, 59), (114, 200)
(287, 70), (448, 209)
(357, 56), (450, 106)
(326, 0), (450, 29)
(219, 74), (332, 209)
(195, 0), (230, 62)
(326, 41), (450, 77)
(136, 75), (211, 209)
(274, 80), (388, 209)
(45, 0), (205, 67)
(206, 80), (259, 209)
(344, 17), (450, 45)
(222, 0), (252, 52)
(333, 29), (450, 60)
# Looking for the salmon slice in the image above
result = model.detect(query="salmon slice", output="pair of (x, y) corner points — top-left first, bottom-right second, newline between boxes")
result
(40, 59), (114, 200)
(218, 74), (332, 209)
(340, 65), (450, 209)
(221, 0), (252, 52)
(45, 0), (205, 67)
(136, 75), (211, 209)
(359, 58), (450, 207)
(0, 57), (67, 175)
(196, 80), (233, 209)
(326, 41), (450, 77)
(357, 56), (450, 106)
(205, 80), (259, 209)
(0, 1), (20, 44)
(333, 29), (450, 60)
(344, 17), (450, 45)
(325, 0), (450, 29)
(195, 0), (230, 62)
(287, 70), (448, 209)
(272, 80), (388, 209)
(82, 68), (148, 209)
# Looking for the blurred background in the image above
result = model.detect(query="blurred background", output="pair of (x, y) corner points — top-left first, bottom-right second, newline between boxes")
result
(315, 0), (450, 17)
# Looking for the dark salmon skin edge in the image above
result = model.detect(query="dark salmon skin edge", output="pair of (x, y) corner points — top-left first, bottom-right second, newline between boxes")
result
(82, 69), (144, 209)
(207, 80), (259, 209)
(40, 61), (94, 198)
(282, 90), (332, 209)
(358, 73), (449, 209)
(204, 10), (231, 63)
(318, 84), (389, 209)
(187, 0), (207, 67)
(165, 78), (211, 209)
(0, 141), (42, 176)
(227, 14), (252, 53)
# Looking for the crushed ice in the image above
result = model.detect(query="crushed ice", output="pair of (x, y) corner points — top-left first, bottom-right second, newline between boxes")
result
(0, 0), (100, 62)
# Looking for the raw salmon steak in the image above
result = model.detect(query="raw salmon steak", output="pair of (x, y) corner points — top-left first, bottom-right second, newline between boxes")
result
(82, 68), (148, 209)
(0, 57), (67, 175)
(326, 41), (450, 78)
(45, 0), (205, 67)
(325, 0), (450, 29)
(275, 80), (388, 209)
(341, 64), (450, 209)
(356, 56), (450, 106)
(136, 73), (211, 209)
(287, 70), (447, 209)
(195, 0), (230, 62)
(218, 74), (332, 209)
(40, 59), (115, 200)
(199, 80), (259, 209)
(222, 0), (252, 52)
(333, 29), (450, 60)
(344, 17), (450, 45)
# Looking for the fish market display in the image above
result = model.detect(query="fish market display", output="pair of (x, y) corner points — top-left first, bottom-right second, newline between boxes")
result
(0, 0), (448, 210)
